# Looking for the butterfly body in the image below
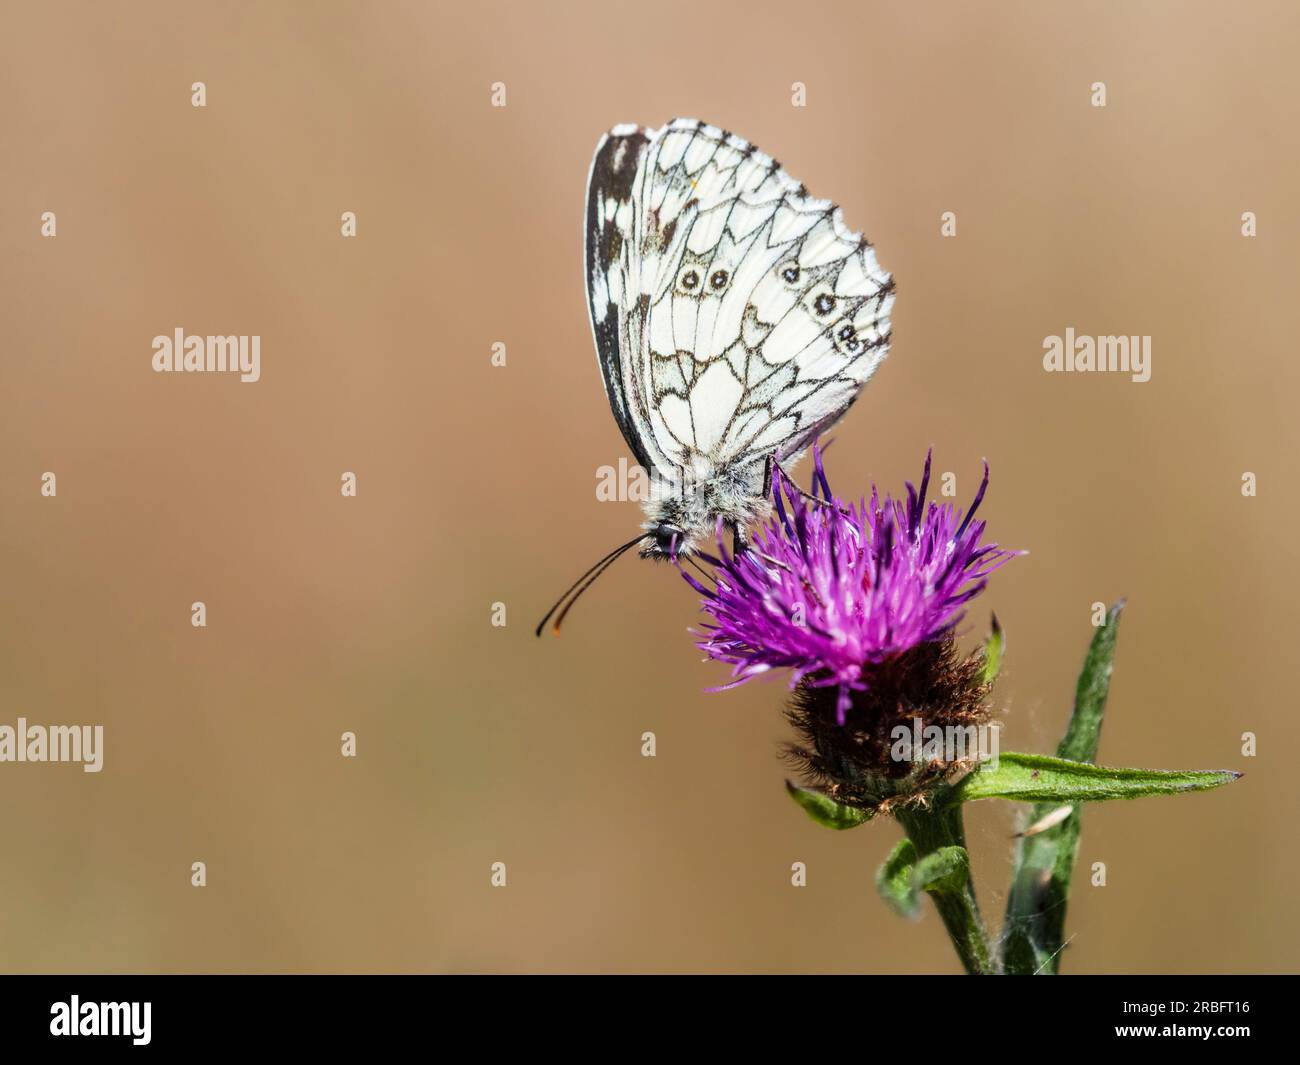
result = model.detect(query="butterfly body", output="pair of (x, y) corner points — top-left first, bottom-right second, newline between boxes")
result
(638, 459), (769, 558)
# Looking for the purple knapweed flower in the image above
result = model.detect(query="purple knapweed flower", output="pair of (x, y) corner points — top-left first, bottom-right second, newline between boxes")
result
(679, 448), (1019, 724)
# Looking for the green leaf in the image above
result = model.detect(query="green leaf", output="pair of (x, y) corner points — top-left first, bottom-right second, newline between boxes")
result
(912, 845), (971, 896)
(1058, 600), (1124, 764)
(784, 780), (872, 830)
(1003, 602), (1122, 975)
(875, 838), (920, 918)
(979, 613), (1005, 686)
(949, 752), (1240, 805)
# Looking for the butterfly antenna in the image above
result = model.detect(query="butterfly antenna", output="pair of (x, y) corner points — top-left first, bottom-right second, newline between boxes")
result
(683, 554), (715, 586)
(550, 536), (646, 634)
(535, 534), (647, 637)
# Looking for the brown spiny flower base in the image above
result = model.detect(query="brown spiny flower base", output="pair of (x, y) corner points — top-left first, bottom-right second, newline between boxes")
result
(784, 637), (994, 813)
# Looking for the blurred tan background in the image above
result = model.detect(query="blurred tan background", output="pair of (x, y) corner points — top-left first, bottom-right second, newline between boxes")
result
(0, 0), (1295, 973)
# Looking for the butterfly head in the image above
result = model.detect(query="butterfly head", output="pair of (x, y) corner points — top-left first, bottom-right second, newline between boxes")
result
(639, 521), (688, 560)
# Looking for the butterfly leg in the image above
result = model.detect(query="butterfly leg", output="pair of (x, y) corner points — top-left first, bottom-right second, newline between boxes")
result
(770, 455), (852, 516)
(730, 522), (750, 556)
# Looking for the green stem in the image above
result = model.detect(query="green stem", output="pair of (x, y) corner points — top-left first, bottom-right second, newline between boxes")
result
(896, 801), (996, 975)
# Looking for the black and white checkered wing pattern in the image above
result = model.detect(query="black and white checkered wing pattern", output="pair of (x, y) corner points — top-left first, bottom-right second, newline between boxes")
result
(585, 118), (894, 483)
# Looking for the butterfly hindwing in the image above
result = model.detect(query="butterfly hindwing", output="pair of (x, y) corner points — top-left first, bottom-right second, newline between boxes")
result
(585, 119), (893, 485)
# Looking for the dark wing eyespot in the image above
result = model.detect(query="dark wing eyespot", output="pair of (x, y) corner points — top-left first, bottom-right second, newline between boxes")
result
(709, 269), (729, 291)
(834, 323), (862, 355)
(677, 266), (701, 293)
(779, 262), (801, 285)
(813, 292), (836, 317)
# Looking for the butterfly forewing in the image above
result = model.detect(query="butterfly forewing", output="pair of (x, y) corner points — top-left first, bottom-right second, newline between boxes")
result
(585, 125), (662, 475)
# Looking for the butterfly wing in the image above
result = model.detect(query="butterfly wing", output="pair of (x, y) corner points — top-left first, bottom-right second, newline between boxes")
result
(614, 118), (894, 483)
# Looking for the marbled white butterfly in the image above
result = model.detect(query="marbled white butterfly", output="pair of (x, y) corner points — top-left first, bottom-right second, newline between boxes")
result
(538, 118), (894, 634)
